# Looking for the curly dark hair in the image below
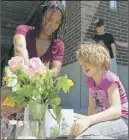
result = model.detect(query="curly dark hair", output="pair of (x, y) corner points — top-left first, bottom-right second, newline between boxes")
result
(35, 1), (66, 40)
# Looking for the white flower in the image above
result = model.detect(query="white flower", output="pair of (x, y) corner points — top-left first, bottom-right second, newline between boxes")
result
(6, 78), (17, 87)
(6, 67), (17, 78)
(12, 84), (20, 92)
(5, 66), (18, 90)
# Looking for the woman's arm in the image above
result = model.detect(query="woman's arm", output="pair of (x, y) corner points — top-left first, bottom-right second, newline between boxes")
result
(50, 40), (64, 76)
(51, 60), (62, 77)
(88, 88), (96, 115)
(13, 34), (29, 64)
(87, 83), (121, 125)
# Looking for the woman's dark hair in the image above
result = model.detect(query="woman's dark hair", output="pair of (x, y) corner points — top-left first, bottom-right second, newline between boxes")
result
(35, 1), (66, 40)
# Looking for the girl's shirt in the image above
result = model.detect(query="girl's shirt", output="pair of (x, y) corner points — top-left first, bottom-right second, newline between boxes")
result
(87, 71), (128, 118)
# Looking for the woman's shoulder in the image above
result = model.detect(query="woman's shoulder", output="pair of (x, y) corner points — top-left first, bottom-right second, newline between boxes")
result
(50, 38), (65, 61)
(52, 38), (65, 49)
(53, 38), (64, 44)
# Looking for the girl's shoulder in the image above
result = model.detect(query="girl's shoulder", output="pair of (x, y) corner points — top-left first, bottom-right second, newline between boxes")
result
(87, 71), (121, 90)
(100, 71), (121, 91)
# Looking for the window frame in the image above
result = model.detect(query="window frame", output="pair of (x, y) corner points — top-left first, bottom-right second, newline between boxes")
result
(109, 0), (117, 10)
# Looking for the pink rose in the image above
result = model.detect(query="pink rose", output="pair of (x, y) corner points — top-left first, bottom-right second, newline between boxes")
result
(27, 57), (46, 76)
(8, 56), (24, 72)
(22, 65), (35, 77)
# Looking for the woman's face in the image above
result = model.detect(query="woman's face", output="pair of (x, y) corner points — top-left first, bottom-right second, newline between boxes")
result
(41, 9), (62, 36)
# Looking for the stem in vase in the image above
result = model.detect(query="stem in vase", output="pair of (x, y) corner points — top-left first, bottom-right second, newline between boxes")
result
(37, 120), (45, 139)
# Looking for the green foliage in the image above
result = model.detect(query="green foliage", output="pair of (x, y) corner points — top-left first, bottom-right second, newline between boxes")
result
(28, 101), (46, 121)
(2, 66), (74, 122)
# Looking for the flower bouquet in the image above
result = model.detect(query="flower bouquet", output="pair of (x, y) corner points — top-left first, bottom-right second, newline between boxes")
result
(1, 56), (74, 139)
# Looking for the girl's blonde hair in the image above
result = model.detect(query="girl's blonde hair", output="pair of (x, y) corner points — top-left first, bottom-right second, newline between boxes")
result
(76, 43), (111, 71)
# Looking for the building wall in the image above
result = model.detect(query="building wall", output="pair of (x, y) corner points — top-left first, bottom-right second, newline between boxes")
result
(63, 1), (81, 66)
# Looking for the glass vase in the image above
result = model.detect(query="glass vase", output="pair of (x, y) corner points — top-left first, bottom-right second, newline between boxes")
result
(15, 102), (46, 139)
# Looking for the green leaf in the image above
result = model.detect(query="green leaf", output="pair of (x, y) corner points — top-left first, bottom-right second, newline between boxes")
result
(41, 92), (49, 101)
(8, 92), (18, 100)
(51, 97), (61, 105)
(52, 105), (61, 122)
(16, 96), (25, 104)
(33, 90), (40, 98)
(17, 102), (27, 108)
(16, 85), (34, 97)
(56, 80), (62, 91)
(56, 75), (69, 92)
(48, 92), (58, 100)
(62, 84), (70, 94)
(9, 92), (27, 106)
(28, 101), (46, 121)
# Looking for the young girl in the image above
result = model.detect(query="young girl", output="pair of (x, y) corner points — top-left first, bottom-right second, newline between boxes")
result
(70, 43), (128, 139)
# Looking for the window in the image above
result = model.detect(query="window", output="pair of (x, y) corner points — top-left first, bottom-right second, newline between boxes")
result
(109, 1), (117, 10)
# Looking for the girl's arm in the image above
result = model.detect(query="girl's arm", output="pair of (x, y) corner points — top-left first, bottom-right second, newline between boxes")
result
(88, 83), (121, 125)
(88, 88), (96, 115)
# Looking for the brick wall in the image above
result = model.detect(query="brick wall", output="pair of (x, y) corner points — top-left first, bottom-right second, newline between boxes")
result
(63, 1), (81, 66)
(63, 1), (128, 66)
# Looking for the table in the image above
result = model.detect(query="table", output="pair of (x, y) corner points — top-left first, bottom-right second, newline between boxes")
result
(7, 113), (86, 139)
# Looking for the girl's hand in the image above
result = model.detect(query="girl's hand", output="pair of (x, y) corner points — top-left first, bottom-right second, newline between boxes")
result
(70, 117), (91, 136)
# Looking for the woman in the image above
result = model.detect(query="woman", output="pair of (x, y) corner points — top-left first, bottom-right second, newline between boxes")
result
(13, 2), (66, 76)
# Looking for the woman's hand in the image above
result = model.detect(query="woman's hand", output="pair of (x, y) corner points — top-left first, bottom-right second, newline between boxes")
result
(70, 117), (91, 136)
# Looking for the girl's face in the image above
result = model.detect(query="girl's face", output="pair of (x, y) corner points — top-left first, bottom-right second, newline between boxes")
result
(81, 64), (99, 78)
(42, 9), (62, 36)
